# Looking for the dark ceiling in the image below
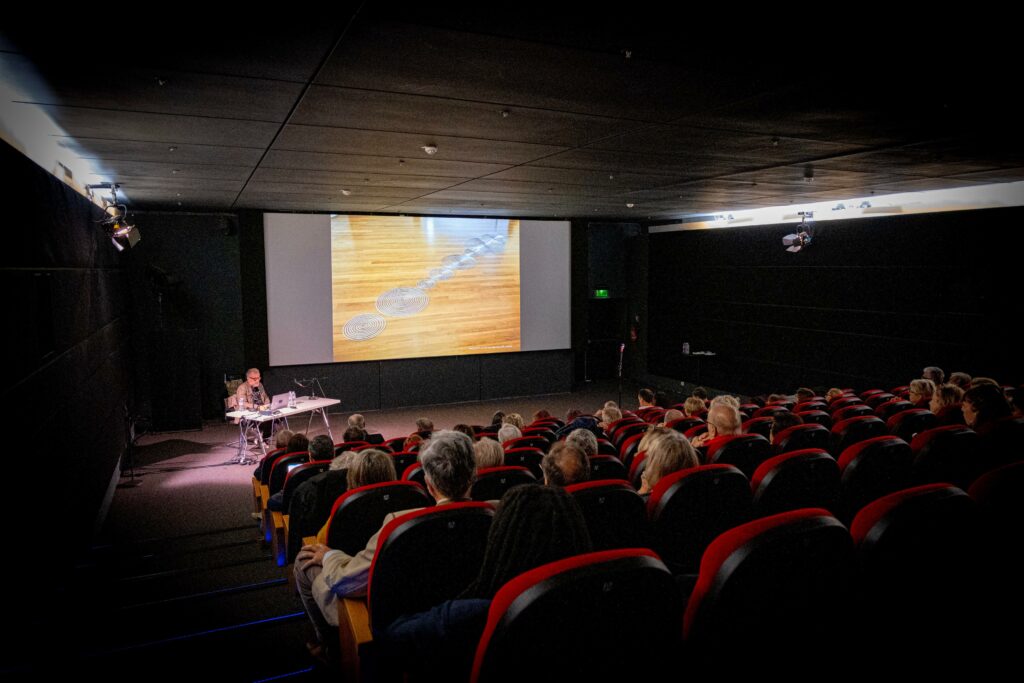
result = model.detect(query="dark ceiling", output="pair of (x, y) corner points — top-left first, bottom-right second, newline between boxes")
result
(3, 10), (1022, 221)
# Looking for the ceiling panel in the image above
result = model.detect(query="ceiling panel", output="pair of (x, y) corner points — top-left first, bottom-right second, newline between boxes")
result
(291, 85), (630, 147)
(260, 149), (510, 178)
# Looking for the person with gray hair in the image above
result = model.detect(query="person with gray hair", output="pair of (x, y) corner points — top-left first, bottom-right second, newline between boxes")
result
(690, 403), (743, 449)
(565, 428), (598, 457)
(922, 366), (945, 386)
(497, 424), (522, 445)
(294, 431), (477, 653)
(348, 413), (384, 445)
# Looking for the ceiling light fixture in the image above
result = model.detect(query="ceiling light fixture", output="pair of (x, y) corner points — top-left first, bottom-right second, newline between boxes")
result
(422, 145), (438, 155)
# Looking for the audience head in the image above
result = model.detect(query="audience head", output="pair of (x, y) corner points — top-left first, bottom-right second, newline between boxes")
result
(638, 425), (671, 453)
(287, 433), (310, 454)
(308, 434), (335, 461)
(601, 406), (622, 425)
(473, 438), (506, 469)
(565, 428), (598, 457)
(603, 400), (619, 410)
(346, 448), (397, 489)
(404, 434), (424, 451)
(692, 386), (709, 400)
(532, 409), (551, 421)
(342, 425), (366, 443)
(971, 376), (1000, 388)
(490, 411), (505, 426)
(949, 372), (972, 390)
(930, 384), (964, 413)
(683, 397), (706, 417)
(274, 429), (295, 450)
(640, 430), (699, 494)
(922, 366), (945, 386)
(419, 430), (477, 501)
(461, 485), (592, 600)
(347, 413), (366, 430)
(330, 450), (358, 471)
(497, 424), (522, 444)
(541, 441), (590, 487)
(452, 423), (475, 438)
(638, 388), (656, 407)
(825, 388), (844, 403)
(710, 394), (740, 409)
(961, 384), (1012, 429)
(705, 403), (743, 439)
(908, 379), (936, 406)
(769, 412), (804, 442)
(502, 413), (525, 430)
(795, 387), (816, 403)
(661, 409), (683, 425)
(415, 417), (434, 434)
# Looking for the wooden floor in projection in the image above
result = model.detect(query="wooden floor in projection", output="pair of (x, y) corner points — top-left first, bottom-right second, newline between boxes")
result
(331, 216), (521, 362)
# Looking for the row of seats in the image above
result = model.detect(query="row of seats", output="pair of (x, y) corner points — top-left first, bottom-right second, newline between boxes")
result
(335, 466), (1023, 679)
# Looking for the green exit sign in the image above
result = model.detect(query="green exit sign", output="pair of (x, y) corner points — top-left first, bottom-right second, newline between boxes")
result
(594, 289), (610, 299)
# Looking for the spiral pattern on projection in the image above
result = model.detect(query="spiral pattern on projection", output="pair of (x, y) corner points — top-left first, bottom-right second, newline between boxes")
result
(376, 287), (430, 317)
(343, 229), (509, 341)
(342, 313), (387, 341)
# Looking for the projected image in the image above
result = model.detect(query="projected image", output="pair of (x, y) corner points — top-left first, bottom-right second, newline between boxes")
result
(331, 216), (521, 362)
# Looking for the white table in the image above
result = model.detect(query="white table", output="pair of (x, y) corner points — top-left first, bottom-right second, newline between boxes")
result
(227, 396), (341, 463)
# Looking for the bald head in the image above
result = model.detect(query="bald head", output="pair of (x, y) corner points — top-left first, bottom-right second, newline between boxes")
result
(706, 404), (742, 437)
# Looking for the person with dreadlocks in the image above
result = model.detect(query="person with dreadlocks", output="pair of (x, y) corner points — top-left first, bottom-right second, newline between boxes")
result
(377, 484), (593, 680)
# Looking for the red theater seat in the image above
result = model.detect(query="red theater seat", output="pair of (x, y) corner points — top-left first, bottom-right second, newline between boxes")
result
(470, 549), (681, 682)
(566, 480), (647, 550)
(470, 466), (536, 501)
(646, 464), (752, 574)
(705, 433), (772, 478)
(324, 482), (434, 554)
(751, 449), (841, 517)
(838, 435), (913, 523)
(772, 422), (831, 455)
(683, 508), (856, 669)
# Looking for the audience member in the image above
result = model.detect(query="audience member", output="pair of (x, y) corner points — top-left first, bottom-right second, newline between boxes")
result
(314, 449), (397, 543)
(452, 424), (475, 438)
(660, 408), (683, 426)
(692, 387), (709, 401)
(961, 384), (1012, 432)
(274, 429), (295, 450)
(709, 394), (740, 409)
(769, 412), (804, 443)
(287, 433), (310, 455)
(922, 366), (945, 386)
(267, 435), (334, 512)
(473, 438), (505, 469)
(502, 413), (525, 430)
(342, 425), (366, 443)
(930, 384), (966, 425)
(795, 387), (816, 403)
(379, 485), (592, 680)
(908, 379), (936, 408)
(285, 450), (359, 565)
(949, 372), (972, 390)
(295, 431), (476, 652)
(971, 377), (1000, 388)
(348, 413), (384, 444)
(541, 441), (590, 486)
(825, 388), (844, 403)
(682, 397), (705, 417)
(497, 424), (522, 444)
(690, 403), (743, 449)
(403, 434), (423, 452)
(489, 411), (505, 427)
(532, 409), (552, 422)
(415, 418), (434, 438)
(638, 430), (699, 496)
(554, 409), (600, 438)
(565, 428), (598, 457)
(598, 406), (622, 431)
(638, 388), (657, 409)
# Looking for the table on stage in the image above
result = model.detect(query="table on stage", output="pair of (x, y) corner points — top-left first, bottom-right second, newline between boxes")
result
(226, 396), (340, 463)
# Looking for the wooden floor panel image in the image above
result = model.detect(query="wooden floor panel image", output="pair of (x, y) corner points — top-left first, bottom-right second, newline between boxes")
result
(331, 216), (520, 362)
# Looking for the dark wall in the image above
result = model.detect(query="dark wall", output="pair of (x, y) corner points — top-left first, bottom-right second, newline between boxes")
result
(2, 140), (133, 554)
(127, 211), (244, 423)
(646, 208), (1024, 394)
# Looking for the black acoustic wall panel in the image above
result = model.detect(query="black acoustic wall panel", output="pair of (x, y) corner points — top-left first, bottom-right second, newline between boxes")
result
(647, 208), (1024, 394)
